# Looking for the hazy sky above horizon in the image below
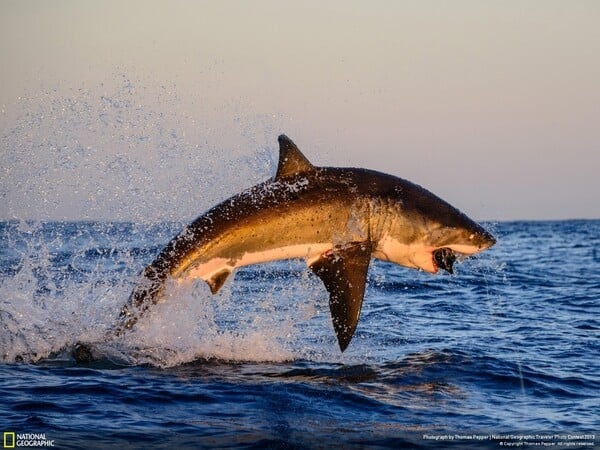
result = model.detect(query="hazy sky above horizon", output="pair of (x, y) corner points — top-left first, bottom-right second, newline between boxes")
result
(1, 1), (599, 221)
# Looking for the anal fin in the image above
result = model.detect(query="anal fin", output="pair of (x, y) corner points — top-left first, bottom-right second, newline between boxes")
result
(309, 242), (372, 352)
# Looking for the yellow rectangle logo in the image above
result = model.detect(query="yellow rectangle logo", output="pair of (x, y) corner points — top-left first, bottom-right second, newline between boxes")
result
(3, 432), (15, 449)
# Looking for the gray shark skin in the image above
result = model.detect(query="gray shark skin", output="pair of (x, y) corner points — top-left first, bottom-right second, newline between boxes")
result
(118, 135), (495, 352)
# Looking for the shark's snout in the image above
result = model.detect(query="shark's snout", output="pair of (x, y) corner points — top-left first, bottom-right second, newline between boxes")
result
(428, 225), (496, 274)
(472, 230), (496, 251)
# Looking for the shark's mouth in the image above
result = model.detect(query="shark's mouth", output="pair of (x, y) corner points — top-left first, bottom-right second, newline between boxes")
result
(432, 247), (457, 274)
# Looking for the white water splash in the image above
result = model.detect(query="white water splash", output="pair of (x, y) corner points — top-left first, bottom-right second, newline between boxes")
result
(0, 75), (319, 365)
(0, 218), (337, 366)
(122, 279), (300, 367)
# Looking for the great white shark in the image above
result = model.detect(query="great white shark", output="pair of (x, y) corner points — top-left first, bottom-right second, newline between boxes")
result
(117, 135), (495, 352)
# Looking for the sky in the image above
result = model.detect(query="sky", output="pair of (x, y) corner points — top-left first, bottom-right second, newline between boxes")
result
(1, 1), (599, 221)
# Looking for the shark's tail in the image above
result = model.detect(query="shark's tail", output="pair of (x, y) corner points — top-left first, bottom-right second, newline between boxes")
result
(115, 265), (167, 336)
(71, 267), (166, 364)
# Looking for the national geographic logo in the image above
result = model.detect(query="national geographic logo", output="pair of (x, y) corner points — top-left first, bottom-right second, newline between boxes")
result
(3, 433), (15, 449)
(3, 432), (55, 448)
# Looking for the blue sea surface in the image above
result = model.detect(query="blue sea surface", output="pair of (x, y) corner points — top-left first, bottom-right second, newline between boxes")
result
(0, 220), (598, 449)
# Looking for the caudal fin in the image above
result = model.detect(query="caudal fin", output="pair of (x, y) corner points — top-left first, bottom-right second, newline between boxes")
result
(115, 267), (166, 336)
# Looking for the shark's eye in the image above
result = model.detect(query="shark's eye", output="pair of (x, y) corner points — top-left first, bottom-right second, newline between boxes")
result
(433, 247), (456, 274)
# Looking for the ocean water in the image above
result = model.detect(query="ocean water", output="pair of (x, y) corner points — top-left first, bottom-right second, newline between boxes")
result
(0, 220), (598, 449)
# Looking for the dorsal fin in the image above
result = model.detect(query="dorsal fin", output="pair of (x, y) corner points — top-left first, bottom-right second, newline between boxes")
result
(275, 135), (315, 179)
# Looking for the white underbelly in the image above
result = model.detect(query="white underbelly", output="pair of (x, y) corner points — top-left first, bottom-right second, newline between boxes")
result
(374, 235), (436, 273)
(181, 242), (332, 282)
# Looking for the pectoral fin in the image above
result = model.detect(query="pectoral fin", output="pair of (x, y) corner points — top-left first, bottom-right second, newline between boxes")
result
(309, 242), (372, 352)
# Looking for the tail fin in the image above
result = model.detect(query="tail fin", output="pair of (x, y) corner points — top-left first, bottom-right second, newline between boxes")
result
(115, 266), (166, 336)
